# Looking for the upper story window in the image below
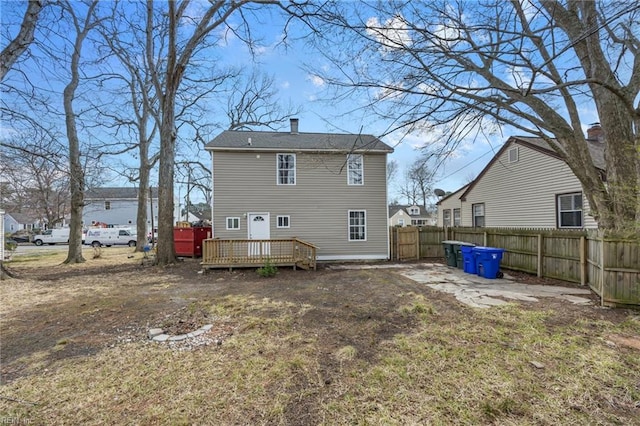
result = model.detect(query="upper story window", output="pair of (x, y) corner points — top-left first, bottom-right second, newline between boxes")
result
(277, 154), (296, 185)
(105, 201), (111, 210)
(473, 203), (485, 227)
(443, 209), (451, 226)
(347, 154), (364, 185)
(409, 206), (420, 215)
(557, 193), (583, 228)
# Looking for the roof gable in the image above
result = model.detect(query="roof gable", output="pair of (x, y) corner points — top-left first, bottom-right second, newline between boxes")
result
(460, 136), (605, 201)
(206, 130), (393, 153)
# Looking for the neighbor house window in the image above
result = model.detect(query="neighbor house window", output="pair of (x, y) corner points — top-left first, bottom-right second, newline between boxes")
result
(473, 203), (485, 227)
(104, 201), (111, 210)
(398, 219), (405, 226)
(557, 193), (583, 228)
(277, 215), (290, 228)
(347, 154), (364, 185)
(453, 208), (461, 226)
(277, 154), (296, 185)
(226, 217), (240, 230)
(348, 210), (366, 241)
(443, 209), (451, 226)
(409, 206), (420, 215)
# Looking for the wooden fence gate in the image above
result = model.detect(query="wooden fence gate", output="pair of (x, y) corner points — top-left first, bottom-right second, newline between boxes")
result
(396, 227), (419, 260)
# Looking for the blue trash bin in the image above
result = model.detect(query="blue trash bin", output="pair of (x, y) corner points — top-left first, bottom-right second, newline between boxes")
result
(472, 247), (505, 279)
(460, 245), (477, 274)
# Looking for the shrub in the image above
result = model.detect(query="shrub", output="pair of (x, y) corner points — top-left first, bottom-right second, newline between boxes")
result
(256, 258), (278, 277)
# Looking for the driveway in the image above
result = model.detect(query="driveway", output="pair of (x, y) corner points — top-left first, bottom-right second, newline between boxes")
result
(330, 262), (593, 309)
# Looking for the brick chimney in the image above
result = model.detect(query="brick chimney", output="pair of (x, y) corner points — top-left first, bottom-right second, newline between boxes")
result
(586, 123), (604, 142)
(290, 118), (299, 134)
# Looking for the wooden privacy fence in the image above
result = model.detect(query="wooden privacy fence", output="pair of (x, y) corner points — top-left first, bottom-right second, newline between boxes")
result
(389, 226), (639, 308)
(201, 238), (317, 271)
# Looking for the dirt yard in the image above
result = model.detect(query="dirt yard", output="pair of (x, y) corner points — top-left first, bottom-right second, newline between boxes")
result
(1, 248), (639, 425)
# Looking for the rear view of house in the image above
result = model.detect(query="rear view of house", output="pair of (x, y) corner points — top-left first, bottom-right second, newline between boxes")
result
(205, 119), (393, 260)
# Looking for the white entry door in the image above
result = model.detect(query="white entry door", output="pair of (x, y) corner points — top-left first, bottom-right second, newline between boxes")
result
(248, 213), (270, 256)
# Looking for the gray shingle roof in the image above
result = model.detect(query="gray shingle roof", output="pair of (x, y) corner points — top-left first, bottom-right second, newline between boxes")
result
(85, 187), (159, 200)
(206, 130), (394, 153)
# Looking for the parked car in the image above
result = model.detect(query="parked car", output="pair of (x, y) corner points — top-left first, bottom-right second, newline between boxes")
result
(10, 234), (30, 243)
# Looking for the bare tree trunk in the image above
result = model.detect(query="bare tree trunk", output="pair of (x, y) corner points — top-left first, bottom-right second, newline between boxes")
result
(61, 1), (101, 264)
(0, 0), (43, 80)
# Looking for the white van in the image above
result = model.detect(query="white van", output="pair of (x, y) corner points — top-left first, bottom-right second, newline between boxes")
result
(32, 228), (70, 246)
(84, 228), (137, 247)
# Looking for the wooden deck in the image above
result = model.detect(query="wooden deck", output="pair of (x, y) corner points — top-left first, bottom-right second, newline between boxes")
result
(201, 238), (317, 271)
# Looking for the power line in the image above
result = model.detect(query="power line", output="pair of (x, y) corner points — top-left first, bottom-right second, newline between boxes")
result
(433, 150), (493, 184)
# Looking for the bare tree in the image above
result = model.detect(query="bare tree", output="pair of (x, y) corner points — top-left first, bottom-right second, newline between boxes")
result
(0, 0), (43, 80)
(306, 0), (640, 231)
(144, 0), (284, 265)
(57, 0), (106, 264)
(387, 159), (399, 186)
(1, 131), (70, 226)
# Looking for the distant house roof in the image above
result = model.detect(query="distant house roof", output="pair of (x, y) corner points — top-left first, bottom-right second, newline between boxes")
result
(435, 184), (470, 206)
(206, 130), (394, 153)
(85, 187), (159, 200)
(5, 211), (40, 224)
(389, 204), (429, 217)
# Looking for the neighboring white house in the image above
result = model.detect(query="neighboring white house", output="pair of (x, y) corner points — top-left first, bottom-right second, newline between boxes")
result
(389, 204), (436, 227)
(205, 118), (394, 260)
(2, 211), (42, 234)
(437, 131), (604, 229)
(83, 187), (164, 230)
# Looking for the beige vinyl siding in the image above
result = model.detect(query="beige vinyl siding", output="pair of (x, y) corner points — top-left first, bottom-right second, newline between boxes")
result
(212, 150), (389, 259)
(462, 143), (598, 229)
(436, 187), (465, 226)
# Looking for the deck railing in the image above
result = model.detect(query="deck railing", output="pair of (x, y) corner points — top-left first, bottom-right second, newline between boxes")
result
(201, 238), (317, 270)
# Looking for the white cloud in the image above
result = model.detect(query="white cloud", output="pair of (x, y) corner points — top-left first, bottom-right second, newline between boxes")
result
(308, 74), (325, 87)
(280, 81), (290, 89)
(366, 15), (412, 51)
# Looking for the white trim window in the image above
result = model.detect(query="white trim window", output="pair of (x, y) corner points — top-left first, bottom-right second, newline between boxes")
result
(443, 209), (451, 226)
(473, 203), (485, 227)
(277, 154), (296, 185)
(104, 201), (111, 210)
(226, 217), (240, 230)
(347, 154), (364, 185)
(453, 208), (461, 226)
(557, 193), (583, 228)
(277, 215), (290, 228)
(348, 210), (366, 241)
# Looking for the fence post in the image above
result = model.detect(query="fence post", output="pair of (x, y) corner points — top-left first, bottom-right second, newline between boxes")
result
(537, 234), (543, 278)
(600, 233), (605, 307)
(579, 235), (587, 286)
(483, 231), (488, 246)
(415, 227), (420, 260)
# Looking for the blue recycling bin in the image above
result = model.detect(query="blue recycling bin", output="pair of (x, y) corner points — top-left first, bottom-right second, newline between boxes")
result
(472, 247), (505, 279)
(461, 245), (477, 274)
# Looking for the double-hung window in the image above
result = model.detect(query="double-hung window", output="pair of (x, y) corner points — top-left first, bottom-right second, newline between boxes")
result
(277, 154), (296, 185)
(104, 201), (111, 210)
(347, 154), (364, 185)
(348, 210), (366, 241)
(473, 203), (485, 227)
(453, 208), (461, 226)
(277, 215), (290, 228)
(557, 193), (583, 228)
(443, 209), (451, 226)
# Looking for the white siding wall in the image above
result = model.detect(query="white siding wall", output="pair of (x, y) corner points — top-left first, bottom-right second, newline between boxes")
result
(82, 199), (160, 229)
(389, 210), (407, 226)
(212, 150), (389, 260)
(461, 143), (597, 228)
